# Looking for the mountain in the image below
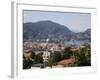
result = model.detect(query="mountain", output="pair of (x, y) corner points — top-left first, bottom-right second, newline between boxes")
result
(84, 28), (91, 35)
(75, 28), (91, 40)
(23, 21), (74, 41)
(23, 20), (90, 41)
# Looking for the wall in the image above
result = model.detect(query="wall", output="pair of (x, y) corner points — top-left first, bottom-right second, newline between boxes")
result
(0, 0), (99, 80)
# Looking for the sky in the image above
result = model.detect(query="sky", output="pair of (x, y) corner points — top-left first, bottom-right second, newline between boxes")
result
(23, 10), (91, 32)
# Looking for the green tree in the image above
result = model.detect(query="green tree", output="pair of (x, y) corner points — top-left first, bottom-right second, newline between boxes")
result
(34, 52), (43, 63)
(75, 45), (91, 66)
(30, 51), (35, 59)
(48, 57), (53, 68)
(62, 47), (72, 59)
(52, 51), (62, 63)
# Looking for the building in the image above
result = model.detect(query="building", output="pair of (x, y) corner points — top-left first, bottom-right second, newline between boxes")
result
(42, 51), (51, 63)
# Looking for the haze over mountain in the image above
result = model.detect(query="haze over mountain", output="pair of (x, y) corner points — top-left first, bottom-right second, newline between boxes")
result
(23, 20), (90, 41)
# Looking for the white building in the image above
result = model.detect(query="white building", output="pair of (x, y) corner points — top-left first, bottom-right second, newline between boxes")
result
(42, 51), (51, 63)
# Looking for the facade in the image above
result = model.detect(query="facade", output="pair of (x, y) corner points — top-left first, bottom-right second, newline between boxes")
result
(42, 51), (51, 63)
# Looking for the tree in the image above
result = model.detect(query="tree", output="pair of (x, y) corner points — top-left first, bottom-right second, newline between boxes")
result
(30, 51), (35, 59)
(48, 57), (53, 68)
(34, 52), (43, 63)
(62, 47), (72, 59)
(23, 59), (33, 69)
(75, 45), (91, 66)
(52, 51), (62, 63)
(23, 50), (34, 69)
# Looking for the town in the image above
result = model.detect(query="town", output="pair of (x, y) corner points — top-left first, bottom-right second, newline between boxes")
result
(23, 39), (91, 69)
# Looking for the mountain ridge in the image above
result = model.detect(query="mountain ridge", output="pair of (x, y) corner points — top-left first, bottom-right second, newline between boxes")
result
(23, 21), (90, 41)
